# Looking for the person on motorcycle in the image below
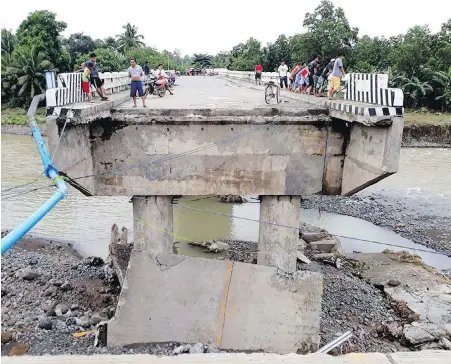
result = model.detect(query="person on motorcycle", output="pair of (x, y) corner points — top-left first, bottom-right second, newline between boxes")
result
(154, 64), (174, 95)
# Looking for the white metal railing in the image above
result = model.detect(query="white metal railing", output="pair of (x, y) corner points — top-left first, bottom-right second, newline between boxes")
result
(214, 69), (403, 107)
(46, 72), (130, 107)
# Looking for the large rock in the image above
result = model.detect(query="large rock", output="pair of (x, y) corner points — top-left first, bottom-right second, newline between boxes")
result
(38, 316), (52, 330)
(20, 268), (39, 281)
(403, 324), (434, 344)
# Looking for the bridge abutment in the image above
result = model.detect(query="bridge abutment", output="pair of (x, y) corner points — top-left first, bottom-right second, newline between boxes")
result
(132, 196), (174, 254)
(257, 195), (300, 272)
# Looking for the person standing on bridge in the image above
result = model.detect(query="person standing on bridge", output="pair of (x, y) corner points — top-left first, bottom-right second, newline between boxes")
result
(128, 58), (147, 108)
(278, 61), (288, 89)
(82, 53), (108, 101)
(329, 53), (345, 98)
(255, 63), (263, 85)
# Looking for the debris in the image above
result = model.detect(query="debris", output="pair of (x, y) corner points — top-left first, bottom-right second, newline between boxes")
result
(189, 342), (205, 354)
(1, 332), (13, 344)
(440, 337), (451, 350)
(403, 324), (434, 345)
(301, 232), (329, 243)
(20, 268), (39, 281)
(317, 331), (353, 354)
(309, 239), (337, 252)
(296, 251), (311, 264)
(387, 279), (401, 287)
(38, 316), (52, 330)
(8, 343), (29, 356)
(72, 330), (96, 338)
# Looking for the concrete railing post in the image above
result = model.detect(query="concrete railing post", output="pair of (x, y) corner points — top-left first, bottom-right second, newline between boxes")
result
(257, 196), (300, 273)
(132, 196), (173, 254)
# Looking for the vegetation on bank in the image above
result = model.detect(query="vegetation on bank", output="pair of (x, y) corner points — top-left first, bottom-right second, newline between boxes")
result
(404, 110), (451, 126)
(1, 107), (45, 125)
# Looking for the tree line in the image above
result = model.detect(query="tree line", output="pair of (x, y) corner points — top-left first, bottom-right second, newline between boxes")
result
(1, 10), (195, 108)
(2, 2), (450, 111)
(211, 1), (451, 111)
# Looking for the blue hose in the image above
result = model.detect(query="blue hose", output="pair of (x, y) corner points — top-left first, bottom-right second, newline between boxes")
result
(1, 94), (68, 255)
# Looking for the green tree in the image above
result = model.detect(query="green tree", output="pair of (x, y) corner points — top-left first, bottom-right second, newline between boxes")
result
(303, 0), (358, 60)
(62, 33), (96, 70)
(76, 48), (126, 72)
(1, 28), (16, 55)
(192, 53), (213, 68)
(429, 20), (451, 71)
(16, 10), (67, 70)
(389, 25), (432, 76)
(213, 51), (230, 68)
(228, 38), (262, 71)
(4, 46), (53, 103)
(432, 68), (451, 111)
(116, 23), (145, 54)
(351, 36), (392, 71)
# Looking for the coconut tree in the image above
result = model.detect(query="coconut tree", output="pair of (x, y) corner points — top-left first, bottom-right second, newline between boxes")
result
(116, 23), (145, 54)
(1, 28), (16, 55)
(5, 46), (53, 101)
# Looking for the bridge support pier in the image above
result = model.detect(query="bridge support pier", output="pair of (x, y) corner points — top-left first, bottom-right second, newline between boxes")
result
(132, 196), (173, 253)
(257, 196), (300, 273)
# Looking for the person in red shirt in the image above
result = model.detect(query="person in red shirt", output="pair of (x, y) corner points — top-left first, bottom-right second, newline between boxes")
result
(255, 64), (263, 85)
(299, 65), (310, 93)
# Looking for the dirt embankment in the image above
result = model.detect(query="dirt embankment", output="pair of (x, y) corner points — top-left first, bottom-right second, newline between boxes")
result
(402, 123), (451, 147)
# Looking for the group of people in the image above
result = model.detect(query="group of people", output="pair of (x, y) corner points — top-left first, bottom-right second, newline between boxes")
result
(80, 53), (173, 108)
(254, 54), (345, 98)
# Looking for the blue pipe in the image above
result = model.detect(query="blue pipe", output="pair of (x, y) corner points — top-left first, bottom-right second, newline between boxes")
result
(1, 94), (68, 255)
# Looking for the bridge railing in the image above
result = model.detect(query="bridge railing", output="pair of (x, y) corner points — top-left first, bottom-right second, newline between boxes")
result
(46, 71), (130, 107)
(215, 69), (403, 108)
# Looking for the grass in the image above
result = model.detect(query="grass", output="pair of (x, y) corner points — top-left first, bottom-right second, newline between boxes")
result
(1, 107), (46, 125)
(404, 110), (451, 126)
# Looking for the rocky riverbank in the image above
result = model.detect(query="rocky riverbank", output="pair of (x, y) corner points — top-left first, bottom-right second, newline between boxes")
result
(2, 233), (436, 357)
(301, 194), (451, 257)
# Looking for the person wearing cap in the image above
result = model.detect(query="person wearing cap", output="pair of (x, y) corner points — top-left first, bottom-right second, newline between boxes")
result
(81, 52), (108, 101)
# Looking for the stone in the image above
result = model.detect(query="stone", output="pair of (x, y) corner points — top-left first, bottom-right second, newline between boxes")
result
(55, 309), (63, 317)
(207, 241), (230, 252)
(8, 343), (28, 356)
(403, 324), (434, 344)
(181, 344), (191, 353)
(172, 345), (184, 355)
(20, 268), (39, 281)
(71, 304), (79, 310)
(206, 345), (221, 353)
(1, 332), (13, 343)
(38, 317), (53, 330)
(50, 279), (63, 287)
(43, 286), (57, 297)
(301, 232), (329, 243)
(387, 279), (401, 287)
(296, 251), (311, 264)
(60, 282), (72, 291)
(309, 239), (337, 253)
(91, 313), (106, 325)
(385, 323), (403, 338)
(440, 337), (451, 350)
(55, 303), (69, 314)
(189, 342), (205, 354)
(66, 317), (77, 326)
(84, 257), (104, 267)
(46, 309), (56, 317)
(75, 317), (91, 328)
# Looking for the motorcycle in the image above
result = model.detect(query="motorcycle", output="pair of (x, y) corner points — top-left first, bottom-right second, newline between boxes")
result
(144, 76), (166, 97)
(167, 72), (176, 88)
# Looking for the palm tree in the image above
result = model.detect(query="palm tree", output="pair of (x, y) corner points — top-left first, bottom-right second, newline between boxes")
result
(1, 28), (16, 55)
(5, 47), (53, 100)
(116, 23), (145, 54)
(400, 76), (433, 108)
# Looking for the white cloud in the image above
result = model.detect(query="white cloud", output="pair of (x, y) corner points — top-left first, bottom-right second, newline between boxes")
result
(1, 0), (449, 55)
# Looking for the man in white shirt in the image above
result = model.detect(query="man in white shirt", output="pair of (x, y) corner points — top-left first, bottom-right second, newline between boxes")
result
(278, 61), (289, 89)
(154, 64), (174, 95)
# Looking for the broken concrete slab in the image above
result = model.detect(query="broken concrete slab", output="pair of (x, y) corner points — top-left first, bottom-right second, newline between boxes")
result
(346, 253), (451, 346)
(108, 251), (323, 354)
(301, 232), (329, 243)
(309, 240), (337, 252)
(221, 262), (322, 353)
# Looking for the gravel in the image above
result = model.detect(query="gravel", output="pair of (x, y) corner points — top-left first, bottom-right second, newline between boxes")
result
(301, 193), (451, 256)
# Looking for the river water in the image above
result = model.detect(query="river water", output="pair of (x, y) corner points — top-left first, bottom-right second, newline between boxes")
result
(2, 134), (451, 268)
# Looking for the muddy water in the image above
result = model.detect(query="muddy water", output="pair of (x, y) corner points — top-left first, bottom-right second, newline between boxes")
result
(2, 134), (451, 267)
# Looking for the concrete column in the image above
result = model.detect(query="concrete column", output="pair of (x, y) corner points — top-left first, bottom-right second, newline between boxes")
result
(132, 196), (173, 254)
(257, 196), (301, 273)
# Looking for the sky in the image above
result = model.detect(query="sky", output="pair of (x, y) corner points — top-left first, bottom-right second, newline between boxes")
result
(1, 0), (450, 56)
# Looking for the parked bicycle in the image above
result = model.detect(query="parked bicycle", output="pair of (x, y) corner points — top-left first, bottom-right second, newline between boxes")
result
(264, 78), (280, 104)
